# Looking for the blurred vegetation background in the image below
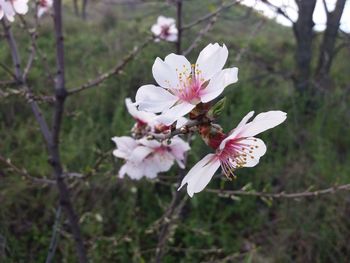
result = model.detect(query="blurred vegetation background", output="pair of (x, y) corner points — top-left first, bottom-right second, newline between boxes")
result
(0, 0), (349, 262)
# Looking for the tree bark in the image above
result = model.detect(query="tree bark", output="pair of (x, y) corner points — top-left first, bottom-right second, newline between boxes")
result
(292, 0), (317, 92)
(82, 0), (88, 20)
(315, 0), (346, 79)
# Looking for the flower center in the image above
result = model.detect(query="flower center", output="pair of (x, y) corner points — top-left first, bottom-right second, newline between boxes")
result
(172, 64), (205, 104)
(217, 138), (259, 178)
(160, 25), (170, 37)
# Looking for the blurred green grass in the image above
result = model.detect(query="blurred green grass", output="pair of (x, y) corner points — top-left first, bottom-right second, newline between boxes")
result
(0, 0), (350, 262)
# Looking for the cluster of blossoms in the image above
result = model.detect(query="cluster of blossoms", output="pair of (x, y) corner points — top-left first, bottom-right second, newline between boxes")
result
(0, 0), (52, 21)
(112, 41), (287, 197)
(0, 0), (28, 21)
(112, 99), (190, 180)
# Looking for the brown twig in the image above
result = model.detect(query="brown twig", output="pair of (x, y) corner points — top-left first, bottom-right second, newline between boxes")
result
(150, 119), (204, 140)
(68, 37), (152, 96)
(175, 0), (182, 54)
(158, 179), (350, 199)
(182, 15), (218, 56)
(19, 15), (55, 83)
(205, 184), (350, 199)
(2, 20), (52, 145)
(0, 154), (55, 185)
(0, 62), (17, 79)
(45, 205), (62, 263)
(51, 0), (88, 261)
(181, 0), (240, 31)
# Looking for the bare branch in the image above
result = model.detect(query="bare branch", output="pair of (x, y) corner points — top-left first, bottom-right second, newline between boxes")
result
(206, 184), (350, 199)
(67, 37), (152, 96)
(182, 15), (218, 56)
(260, 0), (294, 24)
(1, 20), (53, 145)
(160, 179), (350, 199)
(0, 62), (16, 79)
(0, 154), (55, 185)
(45, 206), (62, 263)
(176, 0), (183, 54)
(149, 119), (204, 140)
(182, 0), (240, 31)
(51, 0), (88, 261)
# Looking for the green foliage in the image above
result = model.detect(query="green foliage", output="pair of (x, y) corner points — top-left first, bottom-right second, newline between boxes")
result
(0, 1), (350, 262)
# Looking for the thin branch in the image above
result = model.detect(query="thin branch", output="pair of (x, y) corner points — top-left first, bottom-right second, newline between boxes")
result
(206, 184), (350, 199)
(159, 179), (350, 199)
(45, 206), (62, 263)
(0, 154), (55, 185)
(1, 20), (52, 145)
(182, 15), (218, 56)
(19, 15), (55, 83)
(235, 19), (265, 62)
(149, 119), (204, 140)
(67, 37), (152, 95)
(182, 0), (240, 31)
(52, 0), (88, 261)
(176, 0), (183, 54)
(0, 62), (16, 79)
(260, 0), (295, 24)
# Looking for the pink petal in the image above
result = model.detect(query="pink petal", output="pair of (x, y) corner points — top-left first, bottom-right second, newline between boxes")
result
(220, 111), (255, 150)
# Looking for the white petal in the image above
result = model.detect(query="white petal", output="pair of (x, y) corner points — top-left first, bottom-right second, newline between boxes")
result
(151, 24), (162, 35)
(129, 146), (153, 163)
(135, 84), (178, 113)
(147, 152), (174, 173)
(121, 162), (144, 180)
(156, 102), (195, 126)
(178, 154), (220, 197)
(138, 138), (161, 149)
(168, 25), (178, 35)
(239, 111), (287, 137)
(164, 53), (191, 79)
(200, 67), (238, 103)
(12, 0), (28, 14)
(169, 137), (190, 166)
(157, 16), (175, 26)
(175, 116), (188, 129)
(196, 43), (228, 81)
(112, 136), (138, 159)
(152, 57), (180, 89)
(238, 137), (267, 167)
(165, 34), (178, 42)
(125, 98), (156, 124)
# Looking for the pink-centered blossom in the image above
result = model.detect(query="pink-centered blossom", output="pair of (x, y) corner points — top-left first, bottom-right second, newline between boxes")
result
(151, 16), (178, 42)
(178, 111), (287, 197)
(0, 0), (28, 22)
(135, 43), (238, 126)
(125, 98), (187, 132)
(37, 0), (52, 18)
(112, 136), (190, 180)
